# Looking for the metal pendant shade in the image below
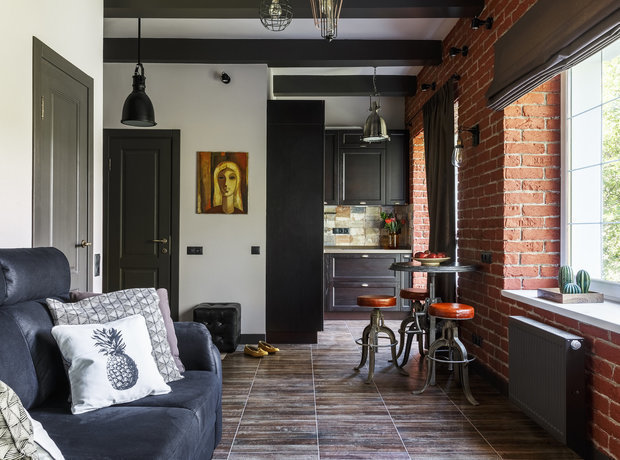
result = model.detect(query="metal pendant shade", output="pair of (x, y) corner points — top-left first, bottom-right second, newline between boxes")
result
(362, 101), (390, 143)
(310, 0), (343, 41)
(121, 18), (156, 127)
(362, 68), (389, 143)
(259, 0), (293, 32)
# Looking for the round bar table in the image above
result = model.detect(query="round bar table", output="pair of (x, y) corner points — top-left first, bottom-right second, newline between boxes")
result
(389, 261), (480, 374)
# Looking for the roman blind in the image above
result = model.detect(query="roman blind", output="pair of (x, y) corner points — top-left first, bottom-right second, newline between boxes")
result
(486, 0), (620, 110)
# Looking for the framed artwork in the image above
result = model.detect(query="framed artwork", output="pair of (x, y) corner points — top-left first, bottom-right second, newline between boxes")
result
(196, 152), (248, 214)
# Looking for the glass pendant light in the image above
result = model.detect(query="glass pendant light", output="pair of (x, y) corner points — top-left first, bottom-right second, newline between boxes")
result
(362, 67), (390, 143)
(310, 0), (343, 41)
(121, 18), (156, 127)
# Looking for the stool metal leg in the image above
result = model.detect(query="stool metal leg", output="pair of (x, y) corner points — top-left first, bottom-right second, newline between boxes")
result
(354, 323), (372, 371)
(453, 336), (479, 406)
(379, 325), (408, 376)
(413, 336), (448, 395)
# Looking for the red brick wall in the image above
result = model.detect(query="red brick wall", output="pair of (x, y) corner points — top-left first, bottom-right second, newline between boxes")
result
(411, 130), (428, 289)
(405, 0), (619, 457)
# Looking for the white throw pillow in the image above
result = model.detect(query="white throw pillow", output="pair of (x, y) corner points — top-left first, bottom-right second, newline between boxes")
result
(47, 288), (182, 383)
(51, 315), (171, 415)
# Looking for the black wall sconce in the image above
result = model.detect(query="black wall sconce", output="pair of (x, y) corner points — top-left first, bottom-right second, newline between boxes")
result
(220, 72), (231, 84)
(452, 124), (480, 167)
(421, 82), (436, 92)
(449, 46), (469, 57)
(471, 16), (493, 30)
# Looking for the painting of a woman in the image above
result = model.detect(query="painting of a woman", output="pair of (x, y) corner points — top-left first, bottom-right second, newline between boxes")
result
(197, 152), (248, 214)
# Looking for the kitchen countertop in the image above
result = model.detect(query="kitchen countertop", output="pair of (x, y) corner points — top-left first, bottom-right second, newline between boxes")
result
(324, 246), (412, 254)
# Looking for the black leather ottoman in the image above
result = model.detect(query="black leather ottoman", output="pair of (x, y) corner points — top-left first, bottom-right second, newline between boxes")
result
(193, 303), (241, 353)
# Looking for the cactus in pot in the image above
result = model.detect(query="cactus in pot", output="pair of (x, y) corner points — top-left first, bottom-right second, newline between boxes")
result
(576, 269), (590, 293)
(558, 265), (574, 293)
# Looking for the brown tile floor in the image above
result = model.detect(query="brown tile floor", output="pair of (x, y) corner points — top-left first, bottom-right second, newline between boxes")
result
(213, 320), (581, 460)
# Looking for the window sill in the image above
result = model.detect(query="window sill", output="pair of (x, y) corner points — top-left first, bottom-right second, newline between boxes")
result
(501, 290), (620, 334)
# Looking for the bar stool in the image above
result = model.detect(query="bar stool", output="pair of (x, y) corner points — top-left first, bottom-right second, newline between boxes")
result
(395, 287), (429, 367)
(354, 294), (401, 383)
(413, 302), (478, 405)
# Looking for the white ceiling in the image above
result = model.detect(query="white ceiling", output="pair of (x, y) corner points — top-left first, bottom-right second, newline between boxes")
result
(104, 17), (458, 76)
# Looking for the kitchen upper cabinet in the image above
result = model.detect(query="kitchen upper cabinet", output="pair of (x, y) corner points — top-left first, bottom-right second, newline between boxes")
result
(339, 148), (385, 205)
(386, 130), (409, 205)
(325, 128), (409, 205)
(324, 131), (338, 205)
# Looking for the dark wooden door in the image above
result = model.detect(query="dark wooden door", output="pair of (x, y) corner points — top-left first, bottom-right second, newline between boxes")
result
(33, 39), (93, 290)
(267, 100), (324, 343)
(103, 130), (180, 318)
(340, 149), (385, 205)
(386, 130), (410, 205)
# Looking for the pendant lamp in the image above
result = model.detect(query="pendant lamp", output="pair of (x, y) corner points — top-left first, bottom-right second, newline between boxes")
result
(310, 0), (343, 41)
(121, 18), (156, 127)
(259, 0), (293, 32)
(362, 68), (390, 143)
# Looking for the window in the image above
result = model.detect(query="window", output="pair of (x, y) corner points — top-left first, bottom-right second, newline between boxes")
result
(564, 38), (620, 300)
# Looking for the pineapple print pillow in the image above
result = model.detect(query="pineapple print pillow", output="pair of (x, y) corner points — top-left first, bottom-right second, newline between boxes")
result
(51, 315), (171, 415)
(47, 288), (182, 383)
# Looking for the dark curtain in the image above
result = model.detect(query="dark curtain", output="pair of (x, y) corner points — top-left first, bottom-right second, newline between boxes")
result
(423, 82), (456, 302)
(487, 0), (620, 110)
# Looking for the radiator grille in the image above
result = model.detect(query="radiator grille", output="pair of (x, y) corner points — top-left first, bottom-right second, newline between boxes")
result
(509, 316), (585, 456)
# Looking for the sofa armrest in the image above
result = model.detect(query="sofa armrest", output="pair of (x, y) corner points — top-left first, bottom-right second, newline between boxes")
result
(174, 322), (222, 378)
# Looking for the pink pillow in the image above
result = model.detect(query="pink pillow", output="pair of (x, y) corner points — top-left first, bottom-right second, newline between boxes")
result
(69, 288), (185, 373)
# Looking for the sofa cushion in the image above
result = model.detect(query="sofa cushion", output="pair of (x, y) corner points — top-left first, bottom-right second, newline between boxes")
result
(0, 302), (68, 410)
(0, 248), (69, 306)
(119, 370), (220, 432)
(46, 288), (182, 383)
(30, 403), (204, 460)
(51, 315), (171, 414)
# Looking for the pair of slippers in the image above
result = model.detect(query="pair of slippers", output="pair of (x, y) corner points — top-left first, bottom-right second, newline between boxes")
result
(244, 341), (279, 357)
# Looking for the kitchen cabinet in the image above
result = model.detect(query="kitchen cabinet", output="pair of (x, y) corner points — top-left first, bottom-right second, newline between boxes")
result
(324, 252), (412, 312)
(324, 128), (409, 205)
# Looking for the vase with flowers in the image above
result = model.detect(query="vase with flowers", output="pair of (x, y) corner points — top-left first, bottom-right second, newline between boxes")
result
(381, 211), (405, 249)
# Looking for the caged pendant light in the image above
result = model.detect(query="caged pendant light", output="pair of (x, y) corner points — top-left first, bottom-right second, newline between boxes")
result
(121, 18), (156, 127)
(259, 0), (293, 32)
(309, 0), (343, 41)
(362, 67), (390, 143)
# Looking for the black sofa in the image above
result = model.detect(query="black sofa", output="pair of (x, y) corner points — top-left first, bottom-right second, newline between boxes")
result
(0, 247), (222, 459)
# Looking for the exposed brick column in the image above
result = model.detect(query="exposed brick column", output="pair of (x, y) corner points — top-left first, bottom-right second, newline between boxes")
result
(409, 126), (428, 289)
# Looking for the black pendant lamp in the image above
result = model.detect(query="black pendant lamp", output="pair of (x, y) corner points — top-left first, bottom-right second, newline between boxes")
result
(121, 18), (156, 127)
(362, 67), (390, 143)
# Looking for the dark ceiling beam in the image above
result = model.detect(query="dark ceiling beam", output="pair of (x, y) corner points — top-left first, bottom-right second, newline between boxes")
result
(104, 0), (484, 19)
(273, 75), (418, 97)
(104, 39), (442, 67)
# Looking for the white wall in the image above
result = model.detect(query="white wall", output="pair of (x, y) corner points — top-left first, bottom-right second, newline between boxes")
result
(0, 0), (104, 291)
(104, 63), (268, 332)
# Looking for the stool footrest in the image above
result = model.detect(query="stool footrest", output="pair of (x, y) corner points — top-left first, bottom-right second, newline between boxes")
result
(355, 336), (398, 348)
(427, 352), (476, 365)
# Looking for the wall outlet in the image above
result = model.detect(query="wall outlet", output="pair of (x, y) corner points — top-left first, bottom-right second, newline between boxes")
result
(251, 246), (260, 255)
(187, 246), (203, 255)
(481, 251), (492, 264)
(472, 333), (483, 347)
(94, 254), (100, 277)
(333, 228), (349, 234)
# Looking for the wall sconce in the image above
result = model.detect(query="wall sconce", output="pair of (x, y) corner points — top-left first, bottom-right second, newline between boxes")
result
(471, 16), (493, 30)
(449, 46), (469, 57)
(421, 82), (436, 92)
(452, 124), (480, 167)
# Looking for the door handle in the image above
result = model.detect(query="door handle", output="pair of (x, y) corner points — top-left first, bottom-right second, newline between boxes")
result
(151, 238), (168, 244)
(80, 240), (92, 248)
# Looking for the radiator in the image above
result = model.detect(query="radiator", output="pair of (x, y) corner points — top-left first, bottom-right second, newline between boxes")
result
(508, 316), (585, 457)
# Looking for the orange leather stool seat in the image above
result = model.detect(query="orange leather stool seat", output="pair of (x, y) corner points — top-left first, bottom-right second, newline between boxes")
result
(399, 288), (428, 301)
(428, 302), (474, 320)
(357, 295), (396, 308)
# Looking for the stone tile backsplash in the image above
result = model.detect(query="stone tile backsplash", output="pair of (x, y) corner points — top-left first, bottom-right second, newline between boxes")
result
(324, 205), (411, 247)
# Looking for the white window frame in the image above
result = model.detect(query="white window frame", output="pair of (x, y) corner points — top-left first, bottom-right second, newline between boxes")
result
(561, 55), (620, 303)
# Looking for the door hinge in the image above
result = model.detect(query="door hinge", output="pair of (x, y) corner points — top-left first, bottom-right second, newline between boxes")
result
(41, 96), (44, 119)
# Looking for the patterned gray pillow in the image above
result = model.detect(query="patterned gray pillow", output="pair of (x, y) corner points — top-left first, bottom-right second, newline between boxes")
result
(0, 380), (38, 460)
(46, 288), (182, 383)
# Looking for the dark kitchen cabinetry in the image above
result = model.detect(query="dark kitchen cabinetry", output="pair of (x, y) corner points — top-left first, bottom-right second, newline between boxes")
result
(324, 128), (409, 205)
(324, 252), (412, 312)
